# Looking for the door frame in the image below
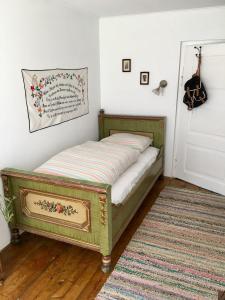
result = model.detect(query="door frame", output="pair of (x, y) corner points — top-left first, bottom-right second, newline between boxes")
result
(172, 39), (225, 177)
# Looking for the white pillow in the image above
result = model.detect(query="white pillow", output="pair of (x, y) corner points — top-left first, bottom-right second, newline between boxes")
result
(100, 133), (152, 152)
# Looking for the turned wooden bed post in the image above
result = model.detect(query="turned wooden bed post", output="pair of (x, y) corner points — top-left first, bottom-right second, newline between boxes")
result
(0, 253), (4, 285)
(99, 191), (112, 273)
(0, 174), (6, 284)
(98, 109), (105, 140)
(10, 228), (20, 244)
(102, 255), (111, 273)
(1, 174), (20, 244)
(99, 109), (112, 273)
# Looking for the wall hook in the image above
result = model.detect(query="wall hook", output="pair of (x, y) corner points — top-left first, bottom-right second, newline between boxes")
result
(194, 46), (202, 58)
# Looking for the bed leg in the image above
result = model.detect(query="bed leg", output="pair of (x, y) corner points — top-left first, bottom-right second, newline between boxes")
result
(0, 254), (4, 286)
(10, 227), (20, 245)
(101, 255), (111, 273)
(159, 173), (164, 180)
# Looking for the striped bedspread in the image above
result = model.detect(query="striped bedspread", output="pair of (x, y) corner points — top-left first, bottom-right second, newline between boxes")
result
(35, 141), (140, 184)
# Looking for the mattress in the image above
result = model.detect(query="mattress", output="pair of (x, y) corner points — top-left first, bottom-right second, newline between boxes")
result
(111, 147), (159, 205)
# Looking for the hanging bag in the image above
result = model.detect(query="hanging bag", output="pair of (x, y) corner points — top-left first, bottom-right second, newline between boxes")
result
(183, 46), (207, 110)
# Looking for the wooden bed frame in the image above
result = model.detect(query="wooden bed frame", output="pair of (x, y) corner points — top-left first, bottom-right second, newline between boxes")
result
(0, 110), (165, 280)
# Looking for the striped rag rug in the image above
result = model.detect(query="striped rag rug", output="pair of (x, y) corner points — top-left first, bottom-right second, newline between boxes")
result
(96, 186), (225, 300)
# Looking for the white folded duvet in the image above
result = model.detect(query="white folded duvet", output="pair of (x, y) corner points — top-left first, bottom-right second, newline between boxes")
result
(111, 147), (159, 205)
(35, 141), (139, 185)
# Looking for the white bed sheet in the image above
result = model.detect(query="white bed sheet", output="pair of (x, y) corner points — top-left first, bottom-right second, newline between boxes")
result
(111, 147), (159, 205)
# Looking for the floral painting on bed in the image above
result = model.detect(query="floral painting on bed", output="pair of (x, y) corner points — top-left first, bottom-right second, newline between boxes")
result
(22, 68), (89, 132)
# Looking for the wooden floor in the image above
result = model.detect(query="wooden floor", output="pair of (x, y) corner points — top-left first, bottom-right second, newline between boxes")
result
(0, 178), (205, 300)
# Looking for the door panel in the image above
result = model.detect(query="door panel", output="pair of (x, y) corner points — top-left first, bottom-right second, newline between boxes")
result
(202, 57), (225, 88)
(174, 41), (225, 195)
(190, 108), (225, 137)
(185, 146), (225, 180)
(187, 133), (225, 153)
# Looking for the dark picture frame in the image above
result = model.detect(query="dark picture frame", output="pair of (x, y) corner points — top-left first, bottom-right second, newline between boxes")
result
(122, 59), (131, 72)
(140, 72), (149, 85)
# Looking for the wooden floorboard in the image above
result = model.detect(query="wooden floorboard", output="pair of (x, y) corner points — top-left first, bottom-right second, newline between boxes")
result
(0, 177), (204, 299)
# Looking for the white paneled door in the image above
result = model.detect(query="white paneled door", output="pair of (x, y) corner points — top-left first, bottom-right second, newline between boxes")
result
(174, 41), (225, 195)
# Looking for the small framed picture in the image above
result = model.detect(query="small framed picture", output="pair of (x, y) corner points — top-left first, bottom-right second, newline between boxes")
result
(122, 59), (131, 72)
(140, 72), (149, 85)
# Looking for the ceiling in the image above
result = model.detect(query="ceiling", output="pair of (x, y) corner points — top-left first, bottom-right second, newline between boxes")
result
(65, 0), (225, 17)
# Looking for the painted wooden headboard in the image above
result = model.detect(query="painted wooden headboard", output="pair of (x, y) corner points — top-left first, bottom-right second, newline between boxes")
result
(98, 109), (166, 149)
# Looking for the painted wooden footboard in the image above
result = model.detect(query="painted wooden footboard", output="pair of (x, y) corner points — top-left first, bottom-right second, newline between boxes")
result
(1, 169), (113, 272)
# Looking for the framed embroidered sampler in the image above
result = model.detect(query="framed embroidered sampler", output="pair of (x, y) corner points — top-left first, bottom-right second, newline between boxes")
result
(22, 68), (88, 132)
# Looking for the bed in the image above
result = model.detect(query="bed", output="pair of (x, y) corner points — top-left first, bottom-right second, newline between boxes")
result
(0, 110), (165, 276)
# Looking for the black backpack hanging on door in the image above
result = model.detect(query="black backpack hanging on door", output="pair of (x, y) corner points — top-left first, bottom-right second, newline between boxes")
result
(183, 46), (207, 110)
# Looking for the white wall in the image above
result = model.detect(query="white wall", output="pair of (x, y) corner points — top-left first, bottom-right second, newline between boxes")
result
(0, 0), (100, 249)
(99, 6), (225, 176)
